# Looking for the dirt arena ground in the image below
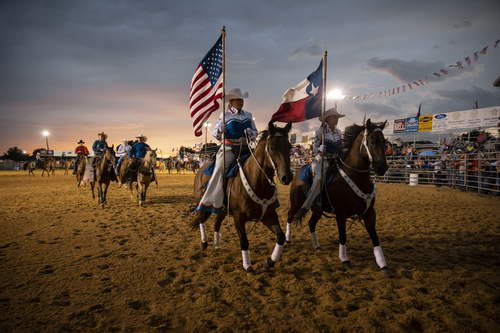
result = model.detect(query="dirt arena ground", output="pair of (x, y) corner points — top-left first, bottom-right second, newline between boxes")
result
(1, 168), (499, 332)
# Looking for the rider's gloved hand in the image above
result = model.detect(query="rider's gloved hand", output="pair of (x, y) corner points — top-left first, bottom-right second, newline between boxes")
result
(245, 128), (255, 141)
(219, 124), (226, 133)
(318, 145), (326, 152)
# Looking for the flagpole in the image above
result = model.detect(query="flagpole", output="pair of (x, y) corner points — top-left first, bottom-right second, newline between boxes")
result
(221, 26), (226, 179)
(320, 51), (327, 207)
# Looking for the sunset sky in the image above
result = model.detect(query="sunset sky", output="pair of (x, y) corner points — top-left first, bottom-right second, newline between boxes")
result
(1, 0), (499, 157)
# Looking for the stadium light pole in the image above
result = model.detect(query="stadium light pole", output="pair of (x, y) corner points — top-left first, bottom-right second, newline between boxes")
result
(43, 131), (49, 150)
(204, 122), (211, 160)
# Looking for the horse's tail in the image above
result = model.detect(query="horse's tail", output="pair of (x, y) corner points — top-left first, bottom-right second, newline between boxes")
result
(23, 163), (28, 171)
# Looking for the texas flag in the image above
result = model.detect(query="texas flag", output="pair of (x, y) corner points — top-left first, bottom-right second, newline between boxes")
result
(271, 60), (323, 123)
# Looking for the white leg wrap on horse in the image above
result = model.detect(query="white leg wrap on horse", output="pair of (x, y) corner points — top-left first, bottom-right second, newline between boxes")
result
(339, 244), (349, 262)
(214, 232), (221, 249)
(311, 232), (320, 249)
(285, 223), (292, 242)
(242, 250), (251, 270)
(199, 224), (207, 243)
(271, 244), (284, 262)
(374, 246), (387, 268)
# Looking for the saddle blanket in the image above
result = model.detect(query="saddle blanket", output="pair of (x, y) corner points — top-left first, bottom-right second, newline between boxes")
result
(203, 154), (251, 178)
(299, 164), (336, 187)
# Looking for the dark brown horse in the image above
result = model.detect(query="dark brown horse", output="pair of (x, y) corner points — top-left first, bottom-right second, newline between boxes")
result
(286, 119), (393, 277)
(90, 146), (116, 207)
(117, 155), (130, 187)
(23, 157), (54, 177)
(190, 121), (293, 272)
(127, 149), (157, 206)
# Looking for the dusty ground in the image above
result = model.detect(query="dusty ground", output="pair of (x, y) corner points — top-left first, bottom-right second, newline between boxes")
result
(1, 168), (499, 332)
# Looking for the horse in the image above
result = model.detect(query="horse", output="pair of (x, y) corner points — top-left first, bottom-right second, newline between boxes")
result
(167, 158), (174, 174)
(286, 119), (393, 277)
(90, 146), (116, 207)
(23, 157), (54, 177)
(75, 157), (88, 187)
(117, 155), (130, 188)
(176, 160), (183, 174)
(128, 149), (157, 206)
(190, 160), (199, 174)
(50, 160), (57, 176)
(157, 160), (165, 173)
(190, 121), (293, 272)
(62, 159), (75, 175)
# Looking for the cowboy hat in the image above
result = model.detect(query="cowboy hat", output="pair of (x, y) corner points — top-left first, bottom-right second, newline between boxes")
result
(122, 138), (128, 142)
(97, 132), (108, 139)
(77, 140), (85, 144)
(36, 152), (40, 155)
(319, 108), (345, 122)
(226, 88), (249, 101)
(136, 134), (147, 142)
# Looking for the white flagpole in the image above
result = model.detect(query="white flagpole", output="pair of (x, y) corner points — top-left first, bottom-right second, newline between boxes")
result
(320, 51), (327, 202)
(222, 26), (226, 179)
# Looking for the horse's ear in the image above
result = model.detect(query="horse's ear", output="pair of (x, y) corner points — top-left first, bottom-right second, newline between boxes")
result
(154, 148), (158, 152)
(366, 118), (372, 128)
(284, 121), (292, 134)
(111, 144), (114, 150)
(268, 120), (276, 134)
(381, 120), (388, 130)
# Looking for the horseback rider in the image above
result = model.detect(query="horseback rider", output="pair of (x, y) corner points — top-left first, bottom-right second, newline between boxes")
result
(36, 152), (43, 168)
(60, 153), (66, 168)
(299, 107), (344, 214)
(116, 138), (131, 172)
(197, 88), (258, 214)
(91, 132), (108, 168)
(73, 140), (89, 174)
(122, 134), (152, 183)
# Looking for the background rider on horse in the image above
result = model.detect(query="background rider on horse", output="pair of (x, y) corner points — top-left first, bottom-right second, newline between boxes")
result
(73, 140), (89, 174)
(121, 134), (153, 183)
(116, 138), (132, 172)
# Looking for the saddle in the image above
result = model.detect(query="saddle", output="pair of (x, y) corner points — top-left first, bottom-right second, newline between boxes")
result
(122, 157), (155, 183)
(301, 159), (339, 214)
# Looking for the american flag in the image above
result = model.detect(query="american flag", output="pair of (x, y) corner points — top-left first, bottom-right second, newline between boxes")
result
(465, 57), (471, 66)
(457, 61), (463, 70)
(189, 35), (223, 137)
(440, 69), (449, 75)
(495, 40), (499, 49)
(402, 85), (406, 93)
(425, 76), (429, 84)
(433, 72), (441, 77)
(479, 46), (488, 55)
(396, 87), (399, 94)
(419, 79), (424, 86)
(474, 52), (478, 61)
(413, 81), (420, 86)
(408, 84), (412, 90)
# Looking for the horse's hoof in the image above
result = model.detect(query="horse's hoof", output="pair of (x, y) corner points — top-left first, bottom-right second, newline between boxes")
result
(263, 257), (275, 269)
(285, 240), (291, 244)
(201, 241), (208, 250)
(139, 201), (144, 207)
(314, 247), (322, 252)
(380, 266), (394, 278)
(342, 261), (354, 269)
(245, 266), (256, 274)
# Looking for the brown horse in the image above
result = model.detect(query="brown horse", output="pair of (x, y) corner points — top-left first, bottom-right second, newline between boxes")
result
(75, 157), (88, 187)
(62, 159), (75, 175)
(190, 121), (293, 272)
(50, 160), (57, 176)
(286, 119), (393, 277)
(157, 160), (165, 173)
(23, 157), (54, 177)
(117, 155), (130, 187)
(176, 160), (183, 174)
(167, 158), (174, 174)
(128, 149), (157, 206)
(90, 146), (116, 207)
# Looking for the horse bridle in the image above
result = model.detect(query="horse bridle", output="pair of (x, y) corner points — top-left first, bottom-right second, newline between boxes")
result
(339, 128), (381, 173)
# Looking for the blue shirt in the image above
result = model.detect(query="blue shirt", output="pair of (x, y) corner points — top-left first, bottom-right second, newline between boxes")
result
(129, 142), (150, 158)
(92, 140), (108, 155)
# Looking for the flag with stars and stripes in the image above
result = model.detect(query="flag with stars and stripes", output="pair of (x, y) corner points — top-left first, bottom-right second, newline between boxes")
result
(189, 35), (223, 137)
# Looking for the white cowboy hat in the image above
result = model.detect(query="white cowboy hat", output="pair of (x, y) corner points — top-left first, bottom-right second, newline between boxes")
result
(122, 138), (128, 142)
(136, 134), (147, 142)
(97, 132), (108, 140)
(319, 108), (345, 122)
(226, 88), (249, 101)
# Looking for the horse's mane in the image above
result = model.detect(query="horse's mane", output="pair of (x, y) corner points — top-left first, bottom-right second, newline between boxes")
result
(257, 125), (289, 143)
(143, 150), (156, 169)
(339, 124), (366, 160)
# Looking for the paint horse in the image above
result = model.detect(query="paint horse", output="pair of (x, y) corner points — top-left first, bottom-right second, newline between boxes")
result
(128, 149), (157, 206)
(286, 119), (393, 277)
(191, 121), (293, 272)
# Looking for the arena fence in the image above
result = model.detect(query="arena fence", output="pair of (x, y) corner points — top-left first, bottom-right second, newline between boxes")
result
(290, 151), (500, 195)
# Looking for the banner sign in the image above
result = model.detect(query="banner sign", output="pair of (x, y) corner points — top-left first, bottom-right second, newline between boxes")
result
(418, 115), (433, 132)
(405, 117), (419, 133)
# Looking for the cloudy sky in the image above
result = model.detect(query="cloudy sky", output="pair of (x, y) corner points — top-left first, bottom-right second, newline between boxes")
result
(1, 0), (499, 156)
